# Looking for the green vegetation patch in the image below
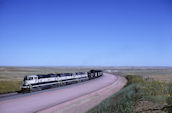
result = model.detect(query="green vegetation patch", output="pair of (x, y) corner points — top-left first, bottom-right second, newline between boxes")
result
(127, 75), (172, 112)
(88, 83), (137, 113)
(127, 75), (172, 98)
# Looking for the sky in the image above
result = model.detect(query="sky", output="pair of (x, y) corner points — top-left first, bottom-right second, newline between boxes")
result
(0, 0), (172, 66)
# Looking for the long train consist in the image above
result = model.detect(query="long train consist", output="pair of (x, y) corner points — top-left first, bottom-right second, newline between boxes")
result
(21, 70), (103, 92)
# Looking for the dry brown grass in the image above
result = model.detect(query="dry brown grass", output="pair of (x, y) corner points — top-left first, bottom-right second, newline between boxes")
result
(112, 67), (172, 82)
(0, 80), (22, 94)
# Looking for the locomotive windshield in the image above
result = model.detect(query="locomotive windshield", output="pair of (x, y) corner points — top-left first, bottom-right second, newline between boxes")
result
(24, 76), (33, 81)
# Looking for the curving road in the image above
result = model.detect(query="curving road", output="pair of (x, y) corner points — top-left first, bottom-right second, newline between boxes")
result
(0, 73), (126, 113)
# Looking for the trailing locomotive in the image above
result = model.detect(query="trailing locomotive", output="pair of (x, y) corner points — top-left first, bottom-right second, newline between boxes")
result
(21, 70), (103, 92)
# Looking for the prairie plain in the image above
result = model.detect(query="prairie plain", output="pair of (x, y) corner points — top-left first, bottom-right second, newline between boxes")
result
(0, 66), (172, 94)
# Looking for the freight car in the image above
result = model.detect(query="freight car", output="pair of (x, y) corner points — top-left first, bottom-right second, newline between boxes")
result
(21, 70), (103, 92)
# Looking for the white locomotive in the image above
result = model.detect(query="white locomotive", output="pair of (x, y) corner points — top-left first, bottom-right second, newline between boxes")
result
(21, 70), (103, 92)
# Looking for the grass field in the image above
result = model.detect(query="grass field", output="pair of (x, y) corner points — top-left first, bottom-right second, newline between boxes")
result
(88, 75), (172, 113)
(0, 66), (172, 94)
(108, 67), (172, 82)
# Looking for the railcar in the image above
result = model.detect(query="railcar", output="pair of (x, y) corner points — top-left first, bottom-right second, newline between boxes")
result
(21, 70), (103, 93)
(87, 70), (103, 79)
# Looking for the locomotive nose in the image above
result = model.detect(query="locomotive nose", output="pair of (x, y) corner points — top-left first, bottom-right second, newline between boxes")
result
(23, 81), (28, 86)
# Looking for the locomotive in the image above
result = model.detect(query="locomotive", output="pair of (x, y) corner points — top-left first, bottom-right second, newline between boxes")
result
(21, 70), (103, 92)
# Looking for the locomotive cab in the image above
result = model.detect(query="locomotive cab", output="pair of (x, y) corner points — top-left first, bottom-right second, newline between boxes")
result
(23, 75), (38, 86)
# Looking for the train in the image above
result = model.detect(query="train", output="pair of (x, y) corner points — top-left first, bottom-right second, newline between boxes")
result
(21, 70), (103, 93)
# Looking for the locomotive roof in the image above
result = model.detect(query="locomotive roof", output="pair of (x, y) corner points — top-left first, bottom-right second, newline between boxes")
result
(25, 75), (37, 77)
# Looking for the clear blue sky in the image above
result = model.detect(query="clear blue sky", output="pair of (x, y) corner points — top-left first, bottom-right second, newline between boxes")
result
(0, 0), (172, 66)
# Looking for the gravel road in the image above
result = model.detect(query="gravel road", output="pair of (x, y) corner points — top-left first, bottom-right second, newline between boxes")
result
(0, 73), (126, 113)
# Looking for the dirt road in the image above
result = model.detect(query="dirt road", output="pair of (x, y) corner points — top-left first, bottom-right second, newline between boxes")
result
(0, 73), (127, 113)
